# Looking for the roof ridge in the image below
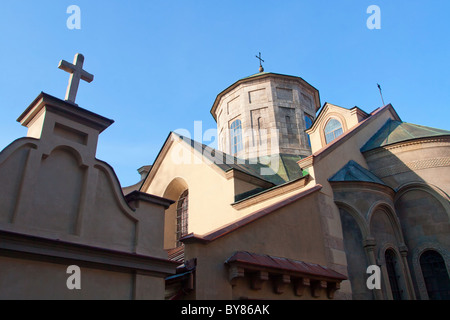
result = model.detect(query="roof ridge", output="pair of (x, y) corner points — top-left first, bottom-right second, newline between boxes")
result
(403, 121), (450, 134)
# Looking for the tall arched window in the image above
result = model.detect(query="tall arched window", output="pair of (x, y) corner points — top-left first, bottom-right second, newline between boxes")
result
(385, 249), (402, 300)
(304, 114), (313, 147)
(176, 190), (189, 247)
(324, 118), (343, 144)
(230, 119), (243, 155)
(420, 250), (450, 300)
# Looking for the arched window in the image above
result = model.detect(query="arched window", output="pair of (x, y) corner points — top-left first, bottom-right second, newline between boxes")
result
(385, 249), (402, 300)
(324, 118), (343, 144)
(176, 190), (189, 247)
(420, 250), (450, 300)
(230, 119), (243, 155)
(304, 114), (313, 147)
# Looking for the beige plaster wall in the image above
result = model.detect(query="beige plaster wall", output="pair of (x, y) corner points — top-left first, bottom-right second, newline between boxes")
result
(143, 136), (319, 244)
(0, 255), (164, 300)
(144, 138), (236, 240)
(0, 138), (158, 255)
(0, 96), (176, 299)
(184, 191), (331, 300)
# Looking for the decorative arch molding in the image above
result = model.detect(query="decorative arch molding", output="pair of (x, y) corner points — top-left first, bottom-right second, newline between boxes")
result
(376, 242), (403, 265)
(334, 200), (370, 240)
(319, 113), (348, 147)
(0, 138), (38, 165)
(395, 181), (450, 219)
(44, 144), (88, 168)
(162, 176), (189, 201)
(411, 242), (450, 300)
(335, 199), (416, 300)
(93, 163), (138, 223)
(377, 242), (414, 300)
(162, 176), (189, 249)
(367, 200), (405, 246)
(376, 242), (399, 300)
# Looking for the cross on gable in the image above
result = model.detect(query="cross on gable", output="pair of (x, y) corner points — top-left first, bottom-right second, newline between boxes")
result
(58, 53), (94, 104)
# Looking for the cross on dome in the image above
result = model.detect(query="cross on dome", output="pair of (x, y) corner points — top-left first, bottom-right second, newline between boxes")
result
(255, 52), (265, 72)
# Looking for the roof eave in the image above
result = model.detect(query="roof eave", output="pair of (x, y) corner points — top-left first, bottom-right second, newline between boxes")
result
(210, 72), (321, 120)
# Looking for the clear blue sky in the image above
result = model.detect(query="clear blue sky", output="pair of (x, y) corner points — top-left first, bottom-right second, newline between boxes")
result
(1, 1), (449, 186)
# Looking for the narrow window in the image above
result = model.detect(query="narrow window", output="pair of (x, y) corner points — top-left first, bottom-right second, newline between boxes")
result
(257, 117), (263, 145)
(230, 119), (243, 155)
(176, 190), (189, 247)
(420, 250), (450, 300)
(324, 118), (343, 144)
(286, 116), (293, 135)
(385, 249), (402, 300)
(304, 114), (313, 147)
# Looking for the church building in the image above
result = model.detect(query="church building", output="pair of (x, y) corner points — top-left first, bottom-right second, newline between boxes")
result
(0, 54), (449, 300)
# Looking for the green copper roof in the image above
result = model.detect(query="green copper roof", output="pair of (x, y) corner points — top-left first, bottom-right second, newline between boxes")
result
(361, 119), (450, 152)
(328, 160), (386, 185)
(239, 71), (302, 81)
(247, 153), (304, 182)
(174, 133), (303, 186)
(240, 71), (272, 80)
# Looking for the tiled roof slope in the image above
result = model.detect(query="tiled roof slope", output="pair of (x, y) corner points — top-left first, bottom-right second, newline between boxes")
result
(225, 251), (347, 281)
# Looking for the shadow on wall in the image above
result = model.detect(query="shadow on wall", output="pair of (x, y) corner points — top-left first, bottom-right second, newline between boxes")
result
(330, 143), (450, 300)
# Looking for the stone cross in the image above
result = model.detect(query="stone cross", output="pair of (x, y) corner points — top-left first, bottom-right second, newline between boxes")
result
(58, 53), (94, 104)
(255, 52), (264, 72)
